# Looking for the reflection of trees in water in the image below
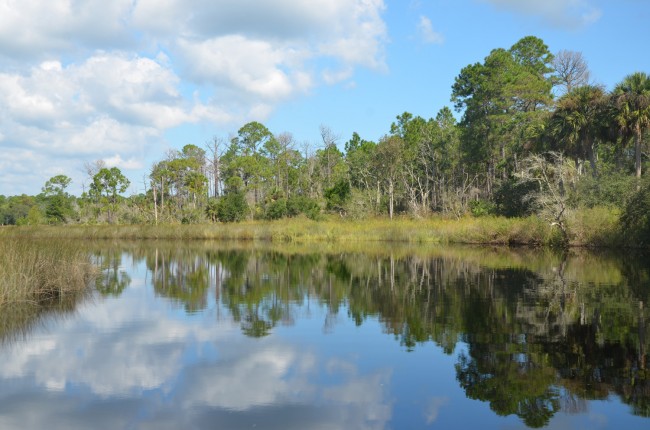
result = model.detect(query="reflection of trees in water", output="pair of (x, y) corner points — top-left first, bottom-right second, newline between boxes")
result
(102, 243), (649, 424)
(93, 248), (131, 297)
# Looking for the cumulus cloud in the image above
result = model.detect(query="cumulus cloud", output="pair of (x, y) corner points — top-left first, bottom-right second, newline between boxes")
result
(478, 0), (602, 29)
(0, 53), (215, 193)
(0, 0), (134, 61)
(0, 0), (388, 195)
(417, 16), (445, 45)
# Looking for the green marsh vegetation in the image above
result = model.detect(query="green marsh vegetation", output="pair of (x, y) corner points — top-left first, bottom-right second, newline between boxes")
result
(0, 207), (623, 247)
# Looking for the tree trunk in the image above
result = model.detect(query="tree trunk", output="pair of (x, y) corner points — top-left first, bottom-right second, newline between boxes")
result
(587, 139), (598, 178)
(153, 184), (158, 225)
(389, 179), (394, 220)
(635, 126), (643, 179)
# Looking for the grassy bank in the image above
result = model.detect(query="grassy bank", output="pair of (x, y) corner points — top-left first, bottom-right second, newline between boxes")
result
(0, 208), (623, 247)
(0, 238), (97, 306)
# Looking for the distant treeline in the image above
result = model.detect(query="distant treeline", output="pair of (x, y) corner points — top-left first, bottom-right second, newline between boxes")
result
(1, 36), (649, 245)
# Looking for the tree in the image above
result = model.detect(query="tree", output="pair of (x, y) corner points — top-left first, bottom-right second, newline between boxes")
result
(205, 136), (227, 198)
(226, 121), (276, 206)
(90, 167), (130, 223)
(452, 36), (555, 193)
(613, 72), (650, 179)
(42, 175), (72, 196)
(553, 50), (590, 94)
(516, 152), (578, 246)
(42, 175), (74, 223)
(548, 85), (608, 176)
(214, 177), (249, 222)
(374, 135), (405, 219)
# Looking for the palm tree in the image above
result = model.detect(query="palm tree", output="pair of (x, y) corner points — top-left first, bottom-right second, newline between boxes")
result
(548, 85), (607, 177)
(613, 72), (650, 178)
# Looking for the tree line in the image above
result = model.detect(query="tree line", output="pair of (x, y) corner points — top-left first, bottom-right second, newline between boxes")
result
(1, 36), (649, 239)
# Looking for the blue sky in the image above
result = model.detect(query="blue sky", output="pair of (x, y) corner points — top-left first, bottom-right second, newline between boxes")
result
(1, 0), (649, 196)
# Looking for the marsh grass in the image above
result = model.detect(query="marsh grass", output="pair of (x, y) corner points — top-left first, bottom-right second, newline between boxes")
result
(0, 209), (620, 247)
(0, 238), (97, 306)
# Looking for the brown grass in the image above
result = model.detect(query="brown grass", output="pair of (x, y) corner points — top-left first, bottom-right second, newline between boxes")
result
(0, 238), (97, 306)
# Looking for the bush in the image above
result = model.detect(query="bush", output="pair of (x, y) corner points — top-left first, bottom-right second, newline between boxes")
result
(620, 179), (650, 246)
(469, 199), (496, 217)
(493, 178), (538, 217)
(286, 195), (321, 220)
(343, 189), (377, 219)
(216, 192), (248, 222)
(265, 198), (287, 220)
(324, 180), (351, 212)
(569, 172), (636, 209)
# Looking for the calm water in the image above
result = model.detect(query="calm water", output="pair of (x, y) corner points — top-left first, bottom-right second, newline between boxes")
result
(0, 242), (648, 429)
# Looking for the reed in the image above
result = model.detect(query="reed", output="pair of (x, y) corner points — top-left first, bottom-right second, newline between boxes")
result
(0, 238), (97, 306)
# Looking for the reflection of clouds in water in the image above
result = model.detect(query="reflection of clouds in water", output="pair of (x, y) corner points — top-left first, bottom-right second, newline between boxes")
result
(0, 297), (232, 396)
(0, 292), (393, 430)
(179, 343), (314, 410)
(424, 396), (449, 424)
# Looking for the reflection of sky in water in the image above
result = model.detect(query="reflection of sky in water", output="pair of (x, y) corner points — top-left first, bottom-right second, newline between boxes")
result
(0, 253), (647, 430)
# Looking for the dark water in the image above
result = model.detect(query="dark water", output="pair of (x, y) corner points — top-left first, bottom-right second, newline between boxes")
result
(0, 242), (648, 429)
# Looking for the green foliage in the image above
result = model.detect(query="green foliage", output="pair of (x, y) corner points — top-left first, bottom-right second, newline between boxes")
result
(493, 179), (539, 217)
(613, 72), (650, 178)
(0, 195), (37, 225)
(570, 171), (637, 209)
(265, 198), (287, 220)
(42, 175), (72, 196)
(215, 192), (248, 222)
(286, 195), (321, 220)
(324, 179), (351, 212)
(180, 209), (204, 224)
(25, 205), (45, 225)
(620, 178), (650, 245)
(468, 199), (496, 217)
(452, 36), (554, 183)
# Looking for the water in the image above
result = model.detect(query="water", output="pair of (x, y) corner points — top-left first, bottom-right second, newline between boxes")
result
(0, 242), (648, 429)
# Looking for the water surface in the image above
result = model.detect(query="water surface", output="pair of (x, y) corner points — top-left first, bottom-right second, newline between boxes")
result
(0, 242), (648, 429)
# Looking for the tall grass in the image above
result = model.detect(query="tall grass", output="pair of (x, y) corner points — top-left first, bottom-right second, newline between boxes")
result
(0, 208), (621, 247)
(0, 216), (554, 243)
(0, 238), (97, 306)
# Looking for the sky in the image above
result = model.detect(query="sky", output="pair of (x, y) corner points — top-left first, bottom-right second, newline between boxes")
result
(1, 0), (649, 196)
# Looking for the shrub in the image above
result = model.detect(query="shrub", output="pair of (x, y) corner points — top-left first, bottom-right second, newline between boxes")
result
(469, 199), (496, 217)
(265, 198), (287, 220)
(620, 179), (650, 246)
(216, 192), (249, 222)
(569, 172), (637, 209)
(286, 195), (321, 220)
(493, 178), (538, 217)
(324, 180), (351, 212)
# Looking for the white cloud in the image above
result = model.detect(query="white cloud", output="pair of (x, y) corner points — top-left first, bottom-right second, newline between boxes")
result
(176, 36), (311, 101)
(0, 0), (134, 60)
(0, 53), (209, 193)
(0, 0), (389, 195)
(103, 154), (144, 171)
(478, 0), (602, 29)
(417, 16), (445, 45)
